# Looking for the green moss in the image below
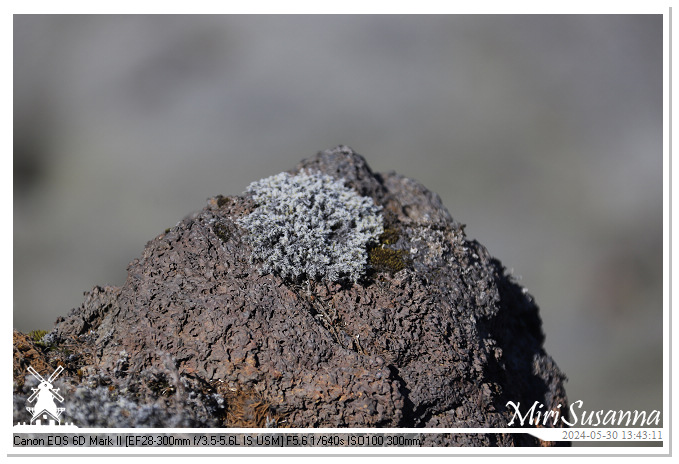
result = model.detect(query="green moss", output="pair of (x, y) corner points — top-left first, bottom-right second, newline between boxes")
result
(216, 196), (232, 208)
(367, 225), (410, 275)
(368, 246), (408, 274)
(29, 329), (48, 343)
(213, 222), (230, 242)
(380, 227), (400, 245)
(28, 329), (56, 351)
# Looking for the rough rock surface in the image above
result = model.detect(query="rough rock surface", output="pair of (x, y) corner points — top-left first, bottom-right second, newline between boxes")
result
(13, 146), (568, 446)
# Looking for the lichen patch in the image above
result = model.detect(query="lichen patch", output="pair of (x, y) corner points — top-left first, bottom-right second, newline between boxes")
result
(238, 170), (383, 283)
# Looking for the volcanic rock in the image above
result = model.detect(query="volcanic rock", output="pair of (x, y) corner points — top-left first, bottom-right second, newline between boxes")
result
(13, 146), (568, 446)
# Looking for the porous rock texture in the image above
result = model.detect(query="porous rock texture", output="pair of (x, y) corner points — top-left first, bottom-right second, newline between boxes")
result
(13, 146), (568, 446)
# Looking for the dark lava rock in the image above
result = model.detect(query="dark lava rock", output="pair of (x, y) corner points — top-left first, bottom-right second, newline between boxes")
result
(13, 146), (568, 446)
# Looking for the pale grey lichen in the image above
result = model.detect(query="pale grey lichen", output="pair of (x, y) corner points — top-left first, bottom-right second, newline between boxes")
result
(238, 170), (383, 283)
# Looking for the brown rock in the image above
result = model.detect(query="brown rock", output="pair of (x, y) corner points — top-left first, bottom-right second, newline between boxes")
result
(14, 146), (568, 445)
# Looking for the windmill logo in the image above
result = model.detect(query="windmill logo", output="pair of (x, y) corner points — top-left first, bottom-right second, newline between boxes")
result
(25, 365), (65, 425)
(14, 365), (77, 428)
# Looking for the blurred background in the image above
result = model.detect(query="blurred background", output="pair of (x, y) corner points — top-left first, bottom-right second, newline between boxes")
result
(14, 15), (663, 432)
